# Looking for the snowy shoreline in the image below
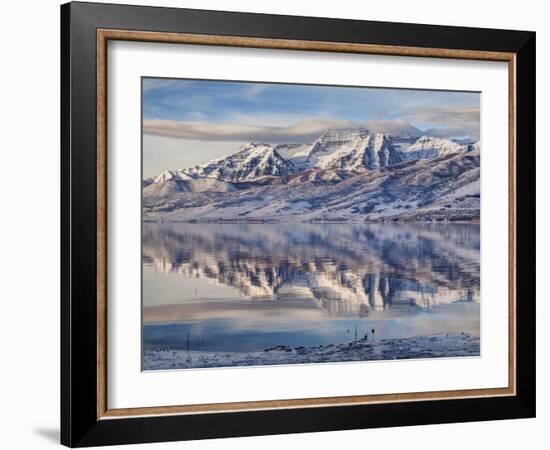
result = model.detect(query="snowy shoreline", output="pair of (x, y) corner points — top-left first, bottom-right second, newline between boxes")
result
(143, 218), (480, 224)
(143, 332), (480, 370)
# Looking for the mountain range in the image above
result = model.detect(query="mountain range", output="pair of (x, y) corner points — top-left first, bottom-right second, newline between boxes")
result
(143, 127), (480, 222)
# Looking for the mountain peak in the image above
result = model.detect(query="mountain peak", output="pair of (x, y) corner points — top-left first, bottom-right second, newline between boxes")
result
(154, 169), (191, 184)
(152, 128), (478, 188)
(364, 119), (423, 140)
(183, 142), (294, 182)
(237, 142), (281, 158)
(306, 128), (370, 166)
(318, 131), (403, 171)
(239, 142), (272, 151)
(410, 135), (466, 152)
(467, 141), (481, 152)
(399, 135), (469, 161)
(317, 127), (370, 142)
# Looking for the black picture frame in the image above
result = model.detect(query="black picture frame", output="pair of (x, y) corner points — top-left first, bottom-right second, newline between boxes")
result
(61, 1), (536, 447)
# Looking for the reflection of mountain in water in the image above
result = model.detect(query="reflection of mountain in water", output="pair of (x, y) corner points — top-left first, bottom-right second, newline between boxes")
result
(143, 223), (479, 317)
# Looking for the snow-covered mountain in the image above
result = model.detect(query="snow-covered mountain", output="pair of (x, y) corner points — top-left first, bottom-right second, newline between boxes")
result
(400, 135), (467, 161)
(183, 143), (294, 182)
(153, 169), (189, 184)
(143, 170), (192, 197)
(274, 122), (422, 169)
(144, 128), (480, 222)
(176, 130), (470, 181)
(304, 128), (369, 167)
(315, 132), (404, 171)
(247, 129), (408, 172)
(143, 169), (235, 198)
(467, 141), (481, 152)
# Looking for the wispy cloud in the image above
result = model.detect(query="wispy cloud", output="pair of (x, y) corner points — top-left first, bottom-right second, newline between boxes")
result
(401, 106), (480, 140)
(142, 79), (481, 175)
(143, 117), (434, 143)
(143, 118), (357, 143)
(404, 106), (479, 125)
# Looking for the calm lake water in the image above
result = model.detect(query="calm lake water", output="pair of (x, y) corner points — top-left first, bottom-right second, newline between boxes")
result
(142, 222), (480, 353)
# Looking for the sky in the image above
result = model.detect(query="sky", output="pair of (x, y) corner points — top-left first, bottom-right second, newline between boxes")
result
(142, 78), (480, 178)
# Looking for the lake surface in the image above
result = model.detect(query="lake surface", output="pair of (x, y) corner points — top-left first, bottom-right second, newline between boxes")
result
(142, 222), (480, 356)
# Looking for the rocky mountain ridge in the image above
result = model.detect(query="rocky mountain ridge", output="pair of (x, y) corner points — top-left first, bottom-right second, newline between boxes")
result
(143, 128), (480, 222)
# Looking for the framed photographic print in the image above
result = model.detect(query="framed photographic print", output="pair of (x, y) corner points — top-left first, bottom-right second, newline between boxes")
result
(61, 1), (536, 447)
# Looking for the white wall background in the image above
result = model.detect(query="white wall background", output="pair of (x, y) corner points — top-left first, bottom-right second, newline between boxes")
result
(0, 0), (546, 449)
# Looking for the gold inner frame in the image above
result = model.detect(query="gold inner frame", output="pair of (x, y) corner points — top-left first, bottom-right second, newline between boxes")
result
(96, 29), (517, 420)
